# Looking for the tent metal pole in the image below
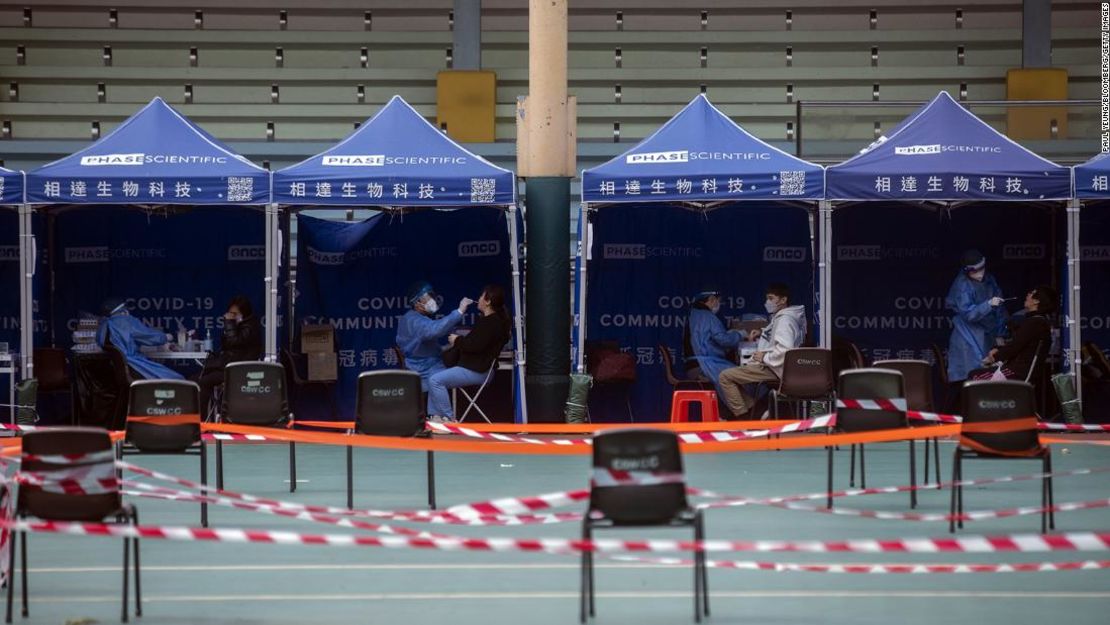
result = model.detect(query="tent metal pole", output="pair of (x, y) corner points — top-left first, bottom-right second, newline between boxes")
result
(1067, 197), (1082, 401)
(18, 202), (34, 380)
(507, 203), (529, 423)
(818, 200), (833, 349)
(264, 203), (279, 363)
(574, 202), (588, 373)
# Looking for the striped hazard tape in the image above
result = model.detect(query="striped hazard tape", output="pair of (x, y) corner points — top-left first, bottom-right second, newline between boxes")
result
(611, 555), (1110, 574)
(3, 518), (1108, 554)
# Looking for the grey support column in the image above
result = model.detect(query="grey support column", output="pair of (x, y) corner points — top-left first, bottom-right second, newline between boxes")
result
(1022, 0), (1052, 68)
(453, 0), (482, 70)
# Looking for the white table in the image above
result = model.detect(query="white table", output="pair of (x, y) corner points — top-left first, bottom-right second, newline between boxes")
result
(0, 352), (15, 423)
(141, 350), (209, 367)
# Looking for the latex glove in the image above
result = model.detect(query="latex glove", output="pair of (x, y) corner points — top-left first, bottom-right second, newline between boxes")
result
(458, 297), (475, 314)
(989, 296), (1004, 307)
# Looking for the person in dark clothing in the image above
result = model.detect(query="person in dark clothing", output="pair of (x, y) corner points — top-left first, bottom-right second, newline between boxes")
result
(973, 285), (1056, 382)
(426, 284), (511, 423)
(195, 295), (263, 417)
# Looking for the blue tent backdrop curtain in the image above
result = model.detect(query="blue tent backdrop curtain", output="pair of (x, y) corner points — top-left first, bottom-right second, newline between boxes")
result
(22, 97), (274, 377)
(576, 94), (824, 421)
(1074, 152), (1110, 359)
(825, 91), (1073, 389)
(275, 95), (525, 422)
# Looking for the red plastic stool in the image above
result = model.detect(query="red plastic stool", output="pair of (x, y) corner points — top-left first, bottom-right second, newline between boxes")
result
(670, 390), (720, 422)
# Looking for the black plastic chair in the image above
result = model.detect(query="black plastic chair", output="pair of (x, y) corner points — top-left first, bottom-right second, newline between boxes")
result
(581, 429), (707, 623)
(874, 359), (942, 485)
(281, 347), (339, 421)
(771, 348), (835, 419)
(215, 362), (295, 492)
(347, 370), (434, 509)
(828, 368), (917, 509)
(659, 344), (712, 392)
(950, 380), (1053, 533)
(7, 427), (140, 623)
(121, 379), (208, 526)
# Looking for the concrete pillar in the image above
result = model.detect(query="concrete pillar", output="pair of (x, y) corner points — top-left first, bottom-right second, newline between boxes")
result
(453, 0), (481, 70)
(1022, 0), (1052, 68)
(522, 0), (574, 421)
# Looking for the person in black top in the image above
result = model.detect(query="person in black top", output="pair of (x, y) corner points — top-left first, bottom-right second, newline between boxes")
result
(195, 295), (263, 417)
(426, 284), (511, 423)
(975, 285), (1056, 381)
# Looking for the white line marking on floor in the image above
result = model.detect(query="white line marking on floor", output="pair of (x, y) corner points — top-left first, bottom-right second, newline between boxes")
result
(29, 591), (1110, 604)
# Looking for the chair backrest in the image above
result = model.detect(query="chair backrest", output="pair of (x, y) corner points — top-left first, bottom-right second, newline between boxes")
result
(931, 343), (950, 385)
(778, 348), (834, 398)
(392, 345), (408, 369)
(32, 347), (69, 392)
(589, 429), (687, 525)
(354, 370), (424, 436)
(126, 379), (201, 452)
(658, 344), (682, 386)
(19, 427), (119, 522)
(873, 359), (934, 412)
(280, 347), (307, 386)
(221, 362), (289, 426)
(837, 368), (907, 432)
(959, 380), (1040, 454)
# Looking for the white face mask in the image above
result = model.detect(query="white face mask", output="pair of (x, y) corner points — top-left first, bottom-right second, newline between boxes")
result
(709, 303), (720, 314)
(764, 299), (779, 315)
(422, 298), (439, 314)
(968, 269), (985, 282)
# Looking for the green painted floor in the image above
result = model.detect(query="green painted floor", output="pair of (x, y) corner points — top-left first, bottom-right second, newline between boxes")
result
(10, 439), (1110, 624)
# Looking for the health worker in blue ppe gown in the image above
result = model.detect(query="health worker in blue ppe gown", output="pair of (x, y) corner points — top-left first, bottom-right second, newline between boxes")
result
(395, 281), (474, 391)
(96, 297), (184, 380)
(685, 289), (744, 396)
(945, 249), (1008, 383)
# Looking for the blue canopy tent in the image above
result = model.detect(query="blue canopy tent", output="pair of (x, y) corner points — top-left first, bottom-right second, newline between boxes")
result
(825, 91), (1074, 396)
(1, 166), (32, 397)
(1073, 151), (1110, 400)
(23, 97), (274, 380)
(273, 95), (526, 422)
(575, 94), (824, 420)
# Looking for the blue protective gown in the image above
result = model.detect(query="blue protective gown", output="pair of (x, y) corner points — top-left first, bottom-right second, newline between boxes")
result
(945, 273), (1007, 382)
(96, 313), (185, 380)
(687, 308), (742, 394)
(395, 309), (463, 390)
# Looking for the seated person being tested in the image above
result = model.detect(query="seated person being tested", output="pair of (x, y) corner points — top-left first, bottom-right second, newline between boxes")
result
(395, 281), (473, 390)
(195, 295), (263, 414)
(96, 297), (184, 381)
(717, 283), (805, 419)
(426, 284), (512, 423)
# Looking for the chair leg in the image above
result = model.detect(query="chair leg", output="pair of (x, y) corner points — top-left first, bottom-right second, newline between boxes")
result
(346, 445), (354, 510)
(132, 509), (142, 618)
(6, 529), (16, 623)
(859, 444), (867, 489)
(200, 442), (209, 527)
(696, 512), (709, 618)
(289, 441), (297, 493)
(427, 450), (437, 510)
(19, 529), (27, 617)
(586, 525), (595, 618)
(216, 439), (224, 491)
(933, 438), (941, 485)
(923, 438), (931, 485)
(909, 439), (917, 509)
(121, 525), (130, 622)
(849, 444), (856, 487)
(949, 450), (960, 533)
(1043, 452), (1052, 530)
(826, 445), (834, 509)
(580, 524), (591, 623)
(956, 455), (964, 529)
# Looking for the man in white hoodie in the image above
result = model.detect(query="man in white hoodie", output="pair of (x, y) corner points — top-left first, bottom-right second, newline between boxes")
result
(718, 283), (806, 419)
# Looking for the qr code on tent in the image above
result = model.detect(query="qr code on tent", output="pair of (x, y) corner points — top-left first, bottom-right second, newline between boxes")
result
(226, 177), (254, 202)
(470, 178), (496, 203)
(779, 171), (806, 196)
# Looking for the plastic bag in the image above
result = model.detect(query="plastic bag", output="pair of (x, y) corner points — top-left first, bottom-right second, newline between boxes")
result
(564, 373), (593, 423)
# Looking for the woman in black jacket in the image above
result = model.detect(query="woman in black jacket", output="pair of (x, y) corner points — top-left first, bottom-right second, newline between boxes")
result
(976, 285), (1056, 381)
(195, 295), (263, 416)
(426, 284), (511, 423)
